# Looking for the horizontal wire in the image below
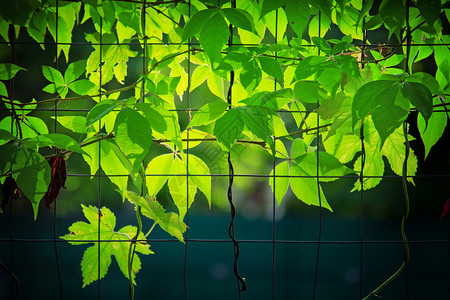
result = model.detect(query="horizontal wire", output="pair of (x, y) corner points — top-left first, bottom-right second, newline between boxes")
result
(65, 173), (450, 178)
(1, 238), (448, 244)
(1, 40), (449, 47)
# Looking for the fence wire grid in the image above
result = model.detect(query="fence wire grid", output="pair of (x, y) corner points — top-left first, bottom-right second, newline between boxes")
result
(0, 0), (450, 300)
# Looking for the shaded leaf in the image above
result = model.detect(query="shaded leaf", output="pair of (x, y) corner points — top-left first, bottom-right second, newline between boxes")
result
(11, 146), (51, 219)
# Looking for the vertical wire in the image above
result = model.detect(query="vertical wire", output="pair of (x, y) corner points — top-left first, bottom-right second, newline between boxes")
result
(359, 3), (367, 298)
(403, 1), (411, 298)
(184, 1), (191, 299)
(53, 1), (63, 298)
(271, 8), (278, 300)
(312, 11), (323, 300)
(97, 16), (103, 300)
(227, 0), (246, 296)
(7, 23), (17, 300)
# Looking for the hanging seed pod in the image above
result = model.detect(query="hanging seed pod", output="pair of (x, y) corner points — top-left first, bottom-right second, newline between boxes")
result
(43, 156), (67, 209)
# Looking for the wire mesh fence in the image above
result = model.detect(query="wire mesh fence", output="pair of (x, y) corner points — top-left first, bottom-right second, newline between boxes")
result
(0, 0), (449, 299)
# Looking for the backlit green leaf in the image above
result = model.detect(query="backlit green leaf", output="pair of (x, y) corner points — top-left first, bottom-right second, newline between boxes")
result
(269, 160), (289, 205)
(260, 0), (286, 19)
(68, 79), (96, 95)
(64, 60), (87, 83)
(181, 9), (215, 42)
(290, 164), (332, 211)
(214, 108), (244, 150)
(189, 101), (229, 127)
(86, 99), (122, 129)
(114, 107), (152, 171)
(418, 97), (447, 159)
(285, 0), (309, 39)
(257, 56), (283, 80)
(146, 153), (174, 197)
(168, 157), (197, 220)
(60, 205), (152, 287)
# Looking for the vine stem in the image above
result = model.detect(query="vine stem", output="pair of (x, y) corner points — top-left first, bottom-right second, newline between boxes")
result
(362, 121), (411, 300)
(43, 124), (331, 160)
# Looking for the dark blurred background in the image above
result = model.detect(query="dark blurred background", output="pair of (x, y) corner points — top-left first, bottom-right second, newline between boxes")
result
(0, 2), (449, 299)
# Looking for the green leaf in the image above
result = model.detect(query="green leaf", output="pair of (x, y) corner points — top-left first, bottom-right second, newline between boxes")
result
(356, 0), (374, 28)
(0, 0), (39, 26)
(381, 126), (417, 184)
(290, 164), (332, 211)
(42, 65), (65, 85)
(379, 0), (405, 36)
(184, 154), (211, 207)
(294, 81), (324, 103)
(221, 8), (255, 33)
(238, 106), (274, 152)
(311, 37), (332, 56)
(0, 116), (48, 139)
(294, 152), (355, 182)
(52, 116), (87, 133)
(125, 191), (187, 242)
(181, 9), (215, 42)
(145, 153), (174, 197)
(82, 139), (132, 193)
(285, 0), (309, 38)
(199, 11), (229, 63)
(417, 0), (441, 26)
(406, 72), (440, 95)
(68, 79), (96, 95)
(269, 160), (290, 205)
(334, 55), (360, 78)
(214, 108), (244, 151)
(11, 146), (51, 220)
(240, 59), (262, 92)
(352, 80), (410, 144)
(418, 97), (447, 159)
(86, 99), (121, 129)
(0, 63), (26, 80)
(0, 81), (7, 96)
(135, 103), (182, 149)
(60, 205), (152, 287)
(64, 60), (87, 83)
(352, 119), (384, 191)
(257, 56), (283, 80)
(25, 134), (87, 155)
(401, 81), (433, 123)
(168, 157), (197, 220)
(260, 0), (286, 19)
(189, 102), (229, 127)
(0, 129), (16, 146)
(114, 107), (152, 171)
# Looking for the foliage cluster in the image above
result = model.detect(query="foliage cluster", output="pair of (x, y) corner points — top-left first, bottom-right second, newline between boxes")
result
(0, 0), (449, 298)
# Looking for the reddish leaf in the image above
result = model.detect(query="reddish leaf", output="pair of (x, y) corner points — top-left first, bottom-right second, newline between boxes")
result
(43, 156), (67, 209)
(440, 199), (450, 221)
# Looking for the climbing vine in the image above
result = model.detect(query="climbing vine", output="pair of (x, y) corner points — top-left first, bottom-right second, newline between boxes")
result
(0, 0), (449, 298)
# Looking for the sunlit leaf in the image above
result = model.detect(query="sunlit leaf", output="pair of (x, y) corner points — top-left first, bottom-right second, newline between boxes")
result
(269, 160), (289, 205)
(125, 190), (187, 242)
(60, 205), (152, 287)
